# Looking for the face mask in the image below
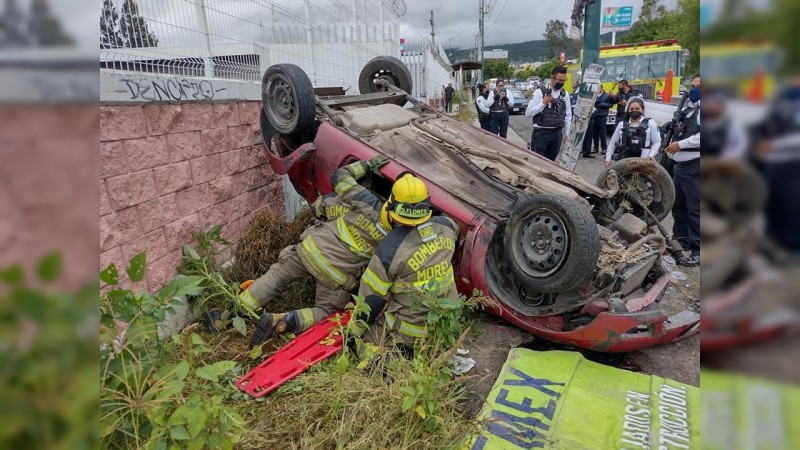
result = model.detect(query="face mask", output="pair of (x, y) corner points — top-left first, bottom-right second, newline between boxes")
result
(689, 87), (701, 103)
(554, 81), (565, 90)
(628, 111), (643, 120)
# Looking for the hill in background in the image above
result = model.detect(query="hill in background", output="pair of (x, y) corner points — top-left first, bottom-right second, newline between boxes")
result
(445, 31), (626, 64)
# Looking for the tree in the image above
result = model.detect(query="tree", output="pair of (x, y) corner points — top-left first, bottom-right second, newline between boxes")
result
(120, 0), (158, 48)
(0, 0), (30, 47)
(28, 0), (73, 46)
(100, 0), (124, 49)
(534, 59), (562, 81)
(619, 0), (700, 76)
(483, 59), (514, 80)
(543, 19), (568, 58)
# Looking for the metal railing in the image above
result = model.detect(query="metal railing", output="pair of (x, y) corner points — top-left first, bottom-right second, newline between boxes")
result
(100, 0), (404, 89)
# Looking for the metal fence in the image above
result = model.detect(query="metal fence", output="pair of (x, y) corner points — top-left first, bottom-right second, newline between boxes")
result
(400, 36), (452, 102)
(100, 0), (405, 89)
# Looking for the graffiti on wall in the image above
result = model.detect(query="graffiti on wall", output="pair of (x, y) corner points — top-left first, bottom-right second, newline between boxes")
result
(116, 76), (227, 101)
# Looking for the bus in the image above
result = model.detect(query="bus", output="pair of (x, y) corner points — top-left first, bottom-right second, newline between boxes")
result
(566, 39), (685, 101)
(701, 41), (781, 101)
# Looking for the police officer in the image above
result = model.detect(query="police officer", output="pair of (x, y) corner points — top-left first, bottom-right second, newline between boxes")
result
(613, 79), (639, 125)
(489, 79), (512, 138)
(242, 156), (392, 347)
(604, 98), (661, 166)
(701, 90), (748, 159)
(347, 173), (460, 357)
(526, 66), (572, 161)
(476, 82), (494, 131)
(664, 75), (701, 267)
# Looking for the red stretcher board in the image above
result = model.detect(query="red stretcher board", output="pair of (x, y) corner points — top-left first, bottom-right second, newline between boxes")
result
(235, 310), (350, 398)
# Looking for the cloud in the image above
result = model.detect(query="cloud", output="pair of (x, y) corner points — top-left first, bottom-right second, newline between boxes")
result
(399, 0), (679, 49)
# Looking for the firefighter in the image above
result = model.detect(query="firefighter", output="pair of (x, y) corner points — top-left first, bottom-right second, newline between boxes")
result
(241, 156), (391, 347)
(604, 98), (661, 167)
(308, 171), (375, 222)
(347, 173), (460, 358)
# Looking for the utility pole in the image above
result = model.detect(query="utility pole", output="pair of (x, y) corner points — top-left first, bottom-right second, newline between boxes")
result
(478, 0), (486, 82)
(582, 0), (601, 71)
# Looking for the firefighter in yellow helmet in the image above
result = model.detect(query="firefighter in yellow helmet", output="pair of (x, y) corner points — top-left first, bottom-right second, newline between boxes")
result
(348, 172), (460, 357)
(240, 156), (391, 347)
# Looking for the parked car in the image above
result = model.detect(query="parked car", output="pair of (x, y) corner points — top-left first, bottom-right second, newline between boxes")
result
(506, 90), (528, 114)
(259, 56), (699, 352)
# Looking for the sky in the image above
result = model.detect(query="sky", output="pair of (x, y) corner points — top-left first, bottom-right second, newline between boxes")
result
(398, 0), (679, 49)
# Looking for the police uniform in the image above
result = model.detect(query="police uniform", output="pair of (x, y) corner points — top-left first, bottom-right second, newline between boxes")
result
(489, 88), (512, 138)
(355, 216), (460, 348)
(526, 85), (573, 161)
(241, 158), (389, 337)
(668, 101), (701, 259)
(604, 116), (662, 162)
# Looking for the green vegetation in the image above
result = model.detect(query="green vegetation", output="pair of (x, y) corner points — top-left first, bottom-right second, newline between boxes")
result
(97, 211), (494, 449)
(1, 253), (97, 449)
(482, 59), (515, 80)
(619, 0), (700, 75)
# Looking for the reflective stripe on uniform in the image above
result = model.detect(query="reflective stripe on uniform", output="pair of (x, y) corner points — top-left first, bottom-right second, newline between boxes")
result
(297, 308), (315, 331)
(301, 236), (348, 285)
(352, 161), (366, 179)
(390, 267), (455, 293)
(334, 177), (358, 195)
(336, 217), (366, 256)
(384, 311), (426, 339)
(361, 267), (391, 296)
(237, 289), (260, 311)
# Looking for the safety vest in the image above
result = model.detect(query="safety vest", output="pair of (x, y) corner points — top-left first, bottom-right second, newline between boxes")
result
(533, 87), (567, 128)
(675, 105), (701, 144)
(618, 118), (652, 159)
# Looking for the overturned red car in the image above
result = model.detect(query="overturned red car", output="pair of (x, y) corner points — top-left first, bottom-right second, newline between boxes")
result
(258, 56), (699, 352)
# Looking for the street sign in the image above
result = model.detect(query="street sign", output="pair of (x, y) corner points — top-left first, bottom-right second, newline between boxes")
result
(601, 6), (633, 30)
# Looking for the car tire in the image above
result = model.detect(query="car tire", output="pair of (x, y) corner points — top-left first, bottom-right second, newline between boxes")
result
(596, 158), (675, 226)
(261, 63), (316, 136)
(358, 56), (413, 103)
(503, 194), (600, 294)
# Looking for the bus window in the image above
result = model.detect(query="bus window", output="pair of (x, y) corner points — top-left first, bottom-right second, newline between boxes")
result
(636, 51), (680, 80)
(599, 55), (637, 82)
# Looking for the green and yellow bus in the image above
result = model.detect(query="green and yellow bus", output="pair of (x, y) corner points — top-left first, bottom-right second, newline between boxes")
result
(566, 39), (685, 101)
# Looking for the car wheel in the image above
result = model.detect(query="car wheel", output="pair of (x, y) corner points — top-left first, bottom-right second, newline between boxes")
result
(503, 194), (600, 294)
(261, 63), (316, 136)
(358, 55), (413, 104)
(596, 158), (675, 226)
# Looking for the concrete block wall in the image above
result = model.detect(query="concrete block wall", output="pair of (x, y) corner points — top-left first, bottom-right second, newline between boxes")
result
(100, 101), (285, 293)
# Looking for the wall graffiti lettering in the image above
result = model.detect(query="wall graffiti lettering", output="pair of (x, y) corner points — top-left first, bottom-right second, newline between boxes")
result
(117, 76), (226, 101)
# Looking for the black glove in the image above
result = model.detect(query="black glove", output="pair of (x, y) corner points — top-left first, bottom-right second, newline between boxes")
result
(364, 155), (390, 174)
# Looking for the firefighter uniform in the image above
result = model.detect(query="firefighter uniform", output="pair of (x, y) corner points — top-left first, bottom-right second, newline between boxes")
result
(311, 191), (352, 222)
(347, 173), (460, 351)
(356, 216), (460, 347)
(241, 156), (390, 346)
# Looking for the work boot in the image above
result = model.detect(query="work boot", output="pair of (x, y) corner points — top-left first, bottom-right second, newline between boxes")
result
(582, 153), (595, 158)
(679, 252), (700, 268)
(206, 309), (224, 333)
(250, 310), (298, 348)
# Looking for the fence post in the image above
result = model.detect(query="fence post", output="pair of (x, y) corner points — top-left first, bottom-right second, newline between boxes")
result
(304, 0), (317, 85)
(194, 0), (215, 78)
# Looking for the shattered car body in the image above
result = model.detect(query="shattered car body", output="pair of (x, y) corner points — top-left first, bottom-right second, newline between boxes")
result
(259, 57), (700, 352)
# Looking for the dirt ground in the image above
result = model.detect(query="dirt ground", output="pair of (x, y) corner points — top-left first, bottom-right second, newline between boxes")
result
(459, 116), (700, 417)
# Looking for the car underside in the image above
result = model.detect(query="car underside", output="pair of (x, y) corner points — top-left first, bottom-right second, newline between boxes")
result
(259, 56), (700, 352)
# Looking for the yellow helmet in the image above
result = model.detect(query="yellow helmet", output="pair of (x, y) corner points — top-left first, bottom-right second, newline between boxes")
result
(381, 173), (432, 228)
